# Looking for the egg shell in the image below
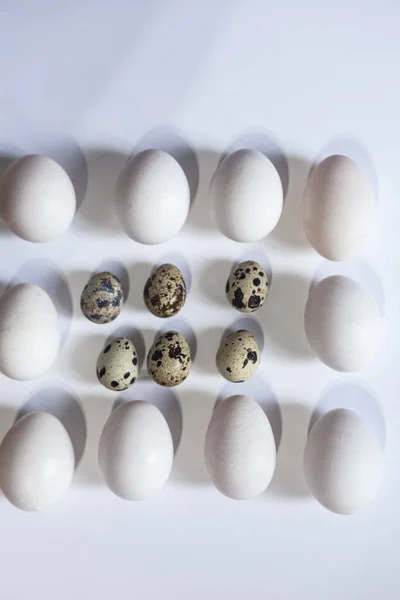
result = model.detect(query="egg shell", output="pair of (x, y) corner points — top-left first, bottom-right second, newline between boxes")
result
(304, 408), (383, 514)
(0, 412), (74, 511)
(98, 401), (173, 501)
(205, 395), (276, 499)
(302, 155), (376, 261)
(0, 283), (60, 380)
(116, 150), (190, 245)
(80, 272), (124, 324)
(226, 260), (269, 312)
(144, 263), (186, 318)
(210, 149), (283, 243)
(216, 330), (260, 382)
(0, 155), (76, 243)
(304, 275), (382, 372)
(96, 337), (138, 391)
(147, 331), (191, 387)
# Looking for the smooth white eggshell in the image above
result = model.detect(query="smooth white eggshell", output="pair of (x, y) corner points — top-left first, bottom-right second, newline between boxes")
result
(98, 401), (173, 500)
(0, 155), (76, 242)
(0, 412), (75, 511)
(204, 395), (276, 499)
(116, 150), (190, 244)
(305, 275), (382, 372)
(303, 155), (375, 261)
(0, 283), (60, 380)
(304, 408), (383, 514)
(210, 149), (283, 242)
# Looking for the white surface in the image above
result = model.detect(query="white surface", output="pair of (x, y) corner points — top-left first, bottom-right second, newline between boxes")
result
(304, 408), (383, 515)
(0, 0), (399, 598)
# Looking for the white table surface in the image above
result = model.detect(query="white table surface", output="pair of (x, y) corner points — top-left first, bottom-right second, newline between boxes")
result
(0, 1), (399, 598)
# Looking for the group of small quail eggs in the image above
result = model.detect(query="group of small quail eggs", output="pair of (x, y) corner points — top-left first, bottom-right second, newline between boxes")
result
(80, 264), (191, 389)
(80, 259), (269, 390)
(217, 260), (269, 382)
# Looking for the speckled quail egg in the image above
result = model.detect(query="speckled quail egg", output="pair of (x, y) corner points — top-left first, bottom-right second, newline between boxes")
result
(96, 337), (138, 391)
(144, 264), (186, 318)
(147, 331), (191, 387)
(81, 272), (124, 324)
(226, 261), (268, 312)
(216, 330), (260, 382)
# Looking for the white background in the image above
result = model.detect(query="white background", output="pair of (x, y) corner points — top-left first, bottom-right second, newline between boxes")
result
(0, 1), (399, 598)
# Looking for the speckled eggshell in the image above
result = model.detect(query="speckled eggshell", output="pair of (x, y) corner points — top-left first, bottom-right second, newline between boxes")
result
(226, 260), (269, 312)
(96, 338), (138, 391)
(144, 264), (186, 318)
(81, 272), (123, 324)
(216, 330), (260, 382)
(147, 331), (191, 387)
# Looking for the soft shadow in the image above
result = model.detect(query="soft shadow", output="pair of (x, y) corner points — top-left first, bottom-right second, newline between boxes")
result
(129, 261), (153, 312)
(0, 153), (17, 177)
(75, 394), (115, 486)
(174, 389), (215, 484)
(77, 148), (127, 234)
(65, 269), (89, 317)
(216, 374), (282, 450)
(309, 379), (386, 450)
(315, 136), (378, 199)
(134, 126), (199, 206)
(262, 272), (314, 360)
(0, 405), (18, 444)
(268, 401), (311, 498)
(196, 326), (226, 375)
(155, 252), (192, 292)
(234, 246), (273, 288)
(36, 136), (88, 211)
(70, 334), (105, 383)
(269, 155), (311, 249)
(221, 130), (289, 198)
(310, 258), (385, 316)
(224, 315), (265, 353)
(107, 324), (146, 372)
(16, 384), (87, 468)
(93, 259), (130, 303)
(9, 258), (73, 345)
(199, 259), (233, 308)
(113, 377), (183, 455)
(156, 318), (197, 361)
(186, 149), (220, 233)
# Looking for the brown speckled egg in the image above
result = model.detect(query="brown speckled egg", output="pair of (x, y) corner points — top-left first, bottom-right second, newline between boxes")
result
(147, 331), (191, 387)
(144, 264), (186, 318)
(96, 337), (138, 391)
(81, 272), (123, 324)
(226, 261), (268, 312)
(216, 330), (260, 382)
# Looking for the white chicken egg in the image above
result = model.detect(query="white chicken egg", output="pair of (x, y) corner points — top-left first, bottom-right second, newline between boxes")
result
(210, 149), (283, 242)
(304, 408), (383, 514)
(116, 150), (190, 245)
(0, 412), (75, 511)
(0, 155), (76, 242)
(305, 275), (382, 372)
(302, 155), (376, 261)
(0, 283), (60, 380)
(204, 395), (276, 499)
(98, 401), (173, 501)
